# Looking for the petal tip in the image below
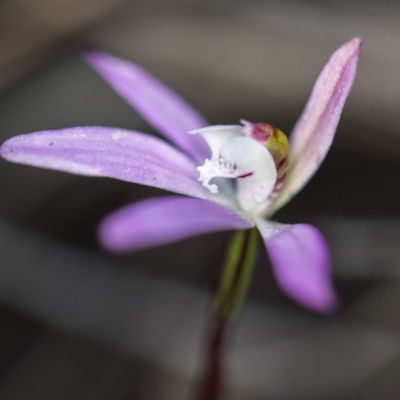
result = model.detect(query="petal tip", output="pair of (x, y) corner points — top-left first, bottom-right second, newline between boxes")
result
(286, 268), (340, 316)
(82, 47), (107, 67)
(347, 36), (362, 47)
(337, 36), (362, 61)
(302, 291), (341, 316)
(97, 216), (126, 253)
(0, 137), (17, 160)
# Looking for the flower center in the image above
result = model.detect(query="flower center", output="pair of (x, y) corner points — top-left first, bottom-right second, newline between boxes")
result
(189, 121), (289, 216)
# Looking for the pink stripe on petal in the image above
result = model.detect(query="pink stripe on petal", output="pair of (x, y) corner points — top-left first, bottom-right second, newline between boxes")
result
(271, 37), (361, 213)
(84, 49), (209, 162)
(257, 221), (338, 314)
(99, 196), (253, 252)
(0, 127), (209, 199)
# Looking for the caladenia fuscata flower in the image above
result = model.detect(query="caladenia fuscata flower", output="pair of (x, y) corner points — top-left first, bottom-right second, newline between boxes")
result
(0, 37), (361, 315)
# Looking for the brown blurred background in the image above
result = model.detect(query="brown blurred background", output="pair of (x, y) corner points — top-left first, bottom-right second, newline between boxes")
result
(0, 0), (400, 399)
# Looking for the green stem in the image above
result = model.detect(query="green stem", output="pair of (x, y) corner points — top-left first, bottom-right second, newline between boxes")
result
(214, 228), (259, 321)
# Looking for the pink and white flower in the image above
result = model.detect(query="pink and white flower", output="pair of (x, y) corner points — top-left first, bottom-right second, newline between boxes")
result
(0, 38), (361, 313)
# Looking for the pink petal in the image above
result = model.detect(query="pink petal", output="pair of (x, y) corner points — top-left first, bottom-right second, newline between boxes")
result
(84, 49), (209, 162)
(257, 221), (338, 314)
(0, 126), (210, 199)
(272, 37), (361, 212)
(99, 196), (253, 252)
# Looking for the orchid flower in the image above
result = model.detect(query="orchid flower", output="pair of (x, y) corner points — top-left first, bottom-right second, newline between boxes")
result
(0, 38), (361, 314)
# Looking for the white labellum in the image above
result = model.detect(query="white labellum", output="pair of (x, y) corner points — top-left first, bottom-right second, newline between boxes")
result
(189, 125), (277, 216)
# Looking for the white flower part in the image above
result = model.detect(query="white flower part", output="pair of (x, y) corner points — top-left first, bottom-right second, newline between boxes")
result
(189, 125), (277, 216)
(188, 125), (243, 193)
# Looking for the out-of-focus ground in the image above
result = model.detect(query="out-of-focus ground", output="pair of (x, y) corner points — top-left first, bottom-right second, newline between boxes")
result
(0, 0), (400, 399)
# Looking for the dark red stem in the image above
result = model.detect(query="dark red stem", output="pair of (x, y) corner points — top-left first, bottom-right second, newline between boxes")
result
(195, 315), (228, 400)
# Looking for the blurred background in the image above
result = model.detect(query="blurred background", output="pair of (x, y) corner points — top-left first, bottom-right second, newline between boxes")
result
(0, 0), (400, 399)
